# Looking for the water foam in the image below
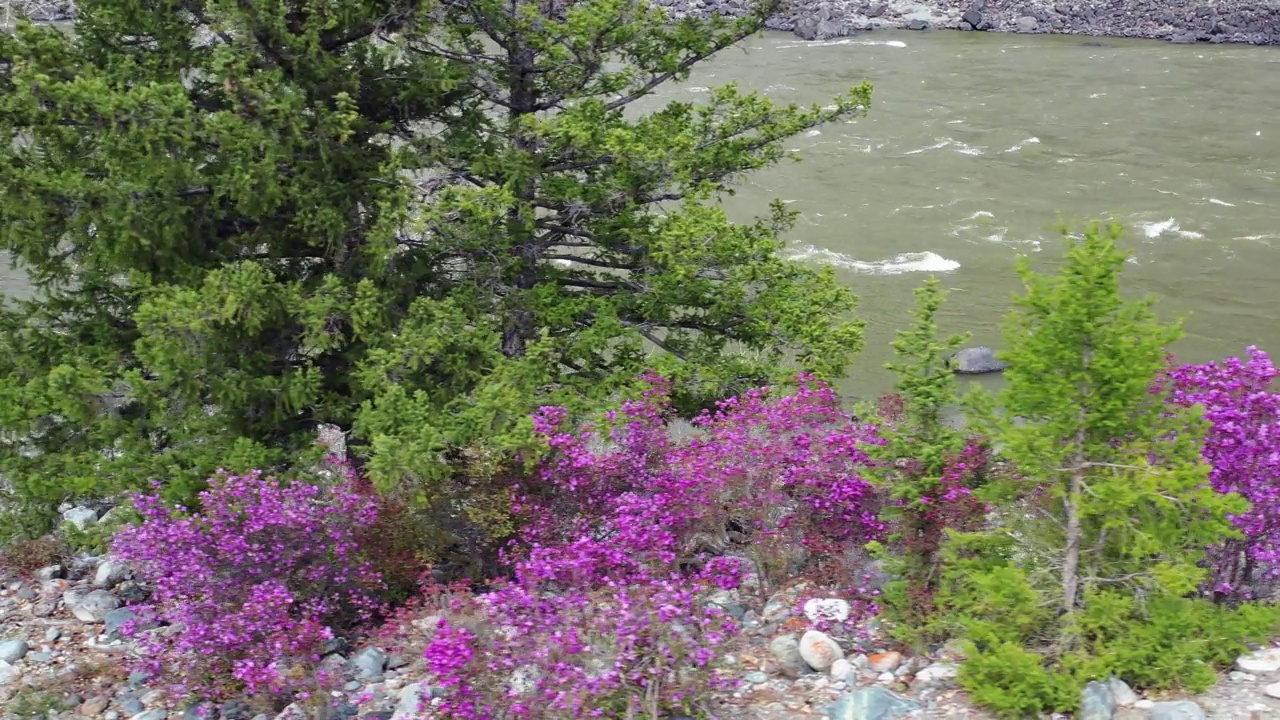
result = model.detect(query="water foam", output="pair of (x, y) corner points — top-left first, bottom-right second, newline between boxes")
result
(904, 138), (985, 156)
(777, 38), (908, 49)
(1208, 198), (1237, 207)
(788, 246), (960, 275)
(1139, 218), (1204, 240)
(1004, 137), (1041, 153)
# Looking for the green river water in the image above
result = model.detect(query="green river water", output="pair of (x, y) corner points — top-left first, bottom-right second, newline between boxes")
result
(2, 29), (1277, 399)
(662, 30), (1280, 398)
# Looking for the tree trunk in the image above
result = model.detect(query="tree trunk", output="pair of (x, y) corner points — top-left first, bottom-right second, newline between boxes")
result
(501, 35), (541, 359)
(1062, 442), (1084, 613)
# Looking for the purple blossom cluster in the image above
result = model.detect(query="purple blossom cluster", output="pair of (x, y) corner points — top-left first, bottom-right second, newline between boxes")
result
(112, 469), (385, 703)
(1166, 346), (1280, 598)
(420, 375), (886, 717)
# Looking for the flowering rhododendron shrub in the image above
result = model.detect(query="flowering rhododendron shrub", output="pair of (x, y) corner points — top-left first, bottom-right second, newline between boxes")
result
(419, 375), (884, 717)
(514, 374), (885, 597)
(1166, 346), (1280, 599)
(112, 469), (384, 704)
(424, 576), (739, 719)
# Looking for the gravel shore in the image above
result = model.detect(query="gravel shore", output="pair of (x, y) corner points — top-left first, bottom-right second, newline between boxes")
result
(654, 0), (1280, 44)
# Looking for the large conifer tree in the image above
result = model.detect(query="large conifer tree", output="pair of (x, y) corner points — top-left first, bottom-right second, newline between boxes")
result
(0, 0), (869, 526)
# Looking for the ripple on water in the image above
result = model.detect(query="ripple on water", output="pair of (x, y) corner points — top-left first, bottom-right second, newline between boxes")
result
(775, 38), (908, 50)
(903, 138), (985, 156)
(1138, 217), (1204, 240)
(786, 245), (960, 275)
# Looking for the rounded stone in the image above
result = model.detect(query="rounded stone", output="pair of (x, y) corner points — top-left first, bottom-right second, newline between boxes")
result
(798, 630), (844, 671)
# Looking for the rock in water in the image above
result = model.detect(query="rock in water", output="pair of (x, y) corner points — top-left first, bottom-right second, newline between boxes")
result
(1079, 680), (1116, 720)
(826, 686), (922, 720)
(1149, 701), (1207, 720)
(799, 630), (844, 671)
(951, 346), (1009, 374)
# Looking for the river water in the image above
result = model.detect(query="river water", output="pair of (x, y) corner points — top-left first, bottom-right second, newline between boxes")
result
(662, 30), (1280, 398)
(4, 29), (1278, 400)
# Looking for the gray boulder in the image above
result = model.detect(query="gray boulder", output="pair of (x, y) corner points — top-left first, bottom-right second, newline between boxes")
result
(61, 506), (99, 531)
(1079, 680), (1115, 720)
(0, 639), (29, 663)
(951, 346), (1009, 374)
(1150, 701), (1207, 720)
(826, 686), (922, 719)
(351, 646), (389, 677)
(68, 589), (121, 623)
(794, 16), (846, 41)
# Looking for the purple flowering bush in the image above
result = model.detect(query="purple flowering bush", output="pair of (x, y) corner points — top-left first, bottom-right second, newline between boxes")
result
(514, 374), (885, 597)
(418, 375), (885, 718)
(1166, 346), (1280, 600)
(112, 469), (385, 704)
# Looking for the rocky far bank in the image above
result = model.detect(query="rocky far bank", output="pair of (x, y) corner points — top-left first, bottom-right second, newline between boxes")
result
(9, 0), (1280, 45)
(657, 0), (1280, 45)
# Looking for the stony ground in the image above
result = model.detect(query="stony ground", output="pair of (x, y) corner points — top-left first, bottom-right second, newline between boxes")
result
(6, 551), (1280, 720)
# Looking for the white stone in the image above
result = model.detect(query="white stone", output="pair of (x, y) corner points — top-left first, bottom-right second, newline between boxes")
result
(61, 506), (99, 531)
(1266, 682), (1280, 700)
(914, 662), (959, 683)
(877, 671), (895, 683)
(1238, 647), (1280, 674)
(67, 589), (121, 623)
(390, 682), (427, 720)
(1230, 670), (1258, 683)
(94, 559), (129, 587)
(1135, 699), (1155, 710)
(829, 657), (854, 682)
(798, 630), (844, 671)
(802, 598), (851, 624)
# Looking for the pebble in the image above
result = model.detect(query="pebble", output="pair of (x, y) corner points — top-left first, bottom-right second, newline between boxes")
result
(744, 671), (768, 684)
(133, 711), (169, 720)
(798, 630), (843, 671)
(826, 686), (922, 720)
(1266, 681), (1280, 699)
(1079, 680), (1116, 720)
(768, 634), (807, 676)
(120, 698), (145, 715)
(0, 638), (29, 663)
(1149, 700), (1206, 720)
(46, 627), (62, 642)
(81, 696), (110, 715)
(913, 662), (958, 684)
(94, 559), (130, 588)
(829, 657), (854, 682)
(390, 682), (427, 720)
(1107, 676), (1139, 707)
(351, 646), (389, 677)
(1238, 647), (1280, 674)
(867, 650), (901, 673)
(36, 565), (66, 581)
(62, 506), (100, 531)
(1230, 670), (1258, 682)
(802, 597), (851, 624)
(68, 589), (122, 623)
(877, 671), (895, 683)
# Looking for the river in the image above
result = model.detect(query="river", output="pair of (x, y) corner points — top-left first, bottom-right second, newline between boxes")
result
(4, 29), (1278, 401)
(662, 30), (1280, 398)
